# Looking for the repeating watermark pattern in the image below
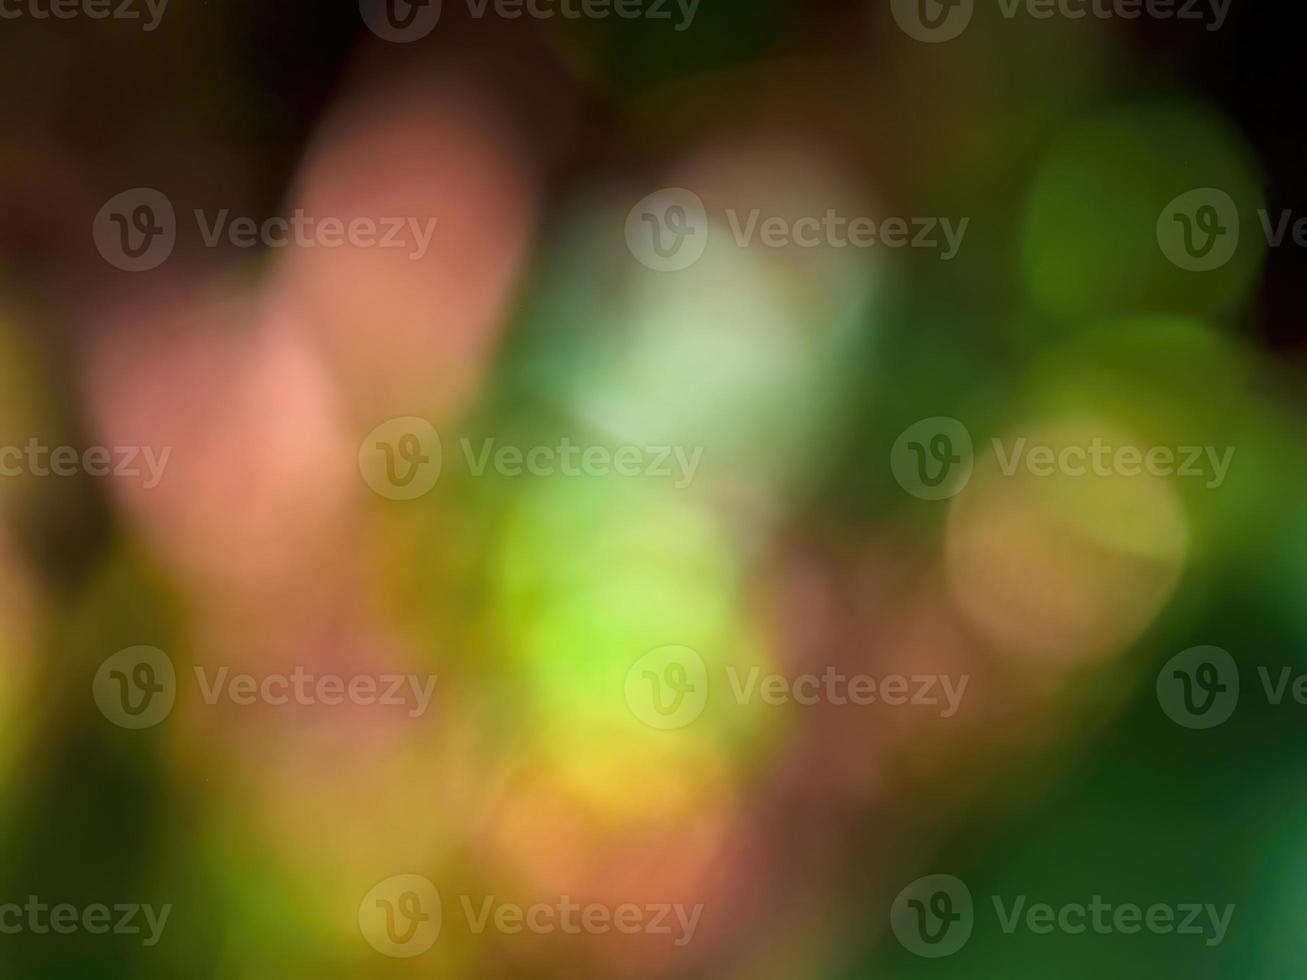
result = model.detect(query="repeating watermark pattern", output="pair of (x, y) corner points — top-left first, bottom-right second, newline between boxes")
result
(360, 875), (442, 958)
(624, 646), (968, 729)
(359, 417), (444, 501)
(625, 189), (969, 272)
(460, 896), (702, 946)
(989, 895), (1233, 946)
(0, 0), (168, 29)
(892, 0), (1228, 42)
(456, 438), (702, 488)
(990, 437), (1235, 488)
(726, 666), (968, 716)
(359, 417), (704, 501)
(891, 875), (1233, 957)
(624, 646), (710, 730)
(890, 874), (974, 957)
(93, 647), (438, 729)
(359, 0), (443, 41)
(891, 418), (1236, 500)
(624, 189), (708, 272)
(1157, 645), (1307, 729)
(1158, 189), (1307, 271)
(1157, 646), (1238, 728)
(93, 188), (438, 272)
(1157, 189), (1240, 272)
(0, 898), (171, 946)
(360, 0), (697, 41)
(0, 440), (171, 488)
(359, 876), (702, 957)
(92, 646), (177, 729)
(93, 189), (176, 272)
(890, 417), (975, 501)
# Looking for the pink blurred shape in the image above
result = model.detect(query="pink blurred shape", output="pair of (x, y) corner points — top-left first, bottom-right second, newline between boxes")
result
(81, 280), (356, 596)
(271, 68), (539, 425)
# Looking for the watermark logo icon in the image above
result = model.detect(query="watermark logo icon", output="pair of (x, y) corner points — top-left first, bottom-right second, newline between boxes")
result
(359, 875), (441, 957)
(93, 189), (176, 272)
(624, 645), (709, 729)
(359, 0), (441, 40)
(1157, 188), (1240, 272)
(891, 0), (973, 42)
(891, 874), (974, 957)
(625, 188), (708, 272)
(1157, 645), (1239, 729)
(93, 646), (176, 729)
(358, 417), (442, 500)
(891, 417), (974, 500)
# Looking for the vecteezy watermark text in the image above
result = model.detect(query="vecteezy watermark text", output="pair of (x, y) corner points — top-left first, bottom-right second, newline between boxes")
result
(0, 0), (168, 29)
(891, 875), (1233, 957)
(990, 437), (1234, 488)
(93, 646), (438, 729)
(1159, 189), (1307, 271)
(890, 417), (1235, 500)
(460, 896), (702, 946)
(726, 665), (968, 715)
(358, 875), (702, 958)
(625, 188), (969, 272)
(1156, 645), (1307, 729)
(623, 646), (969, 730)
(0, 440), (170, 489)
(94, 188), (438, 272)
(0, 898), (171, 946)
(359, 0), (698, 43)
(358, 417), (703, 500)
(892, 0), (1228, 43)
